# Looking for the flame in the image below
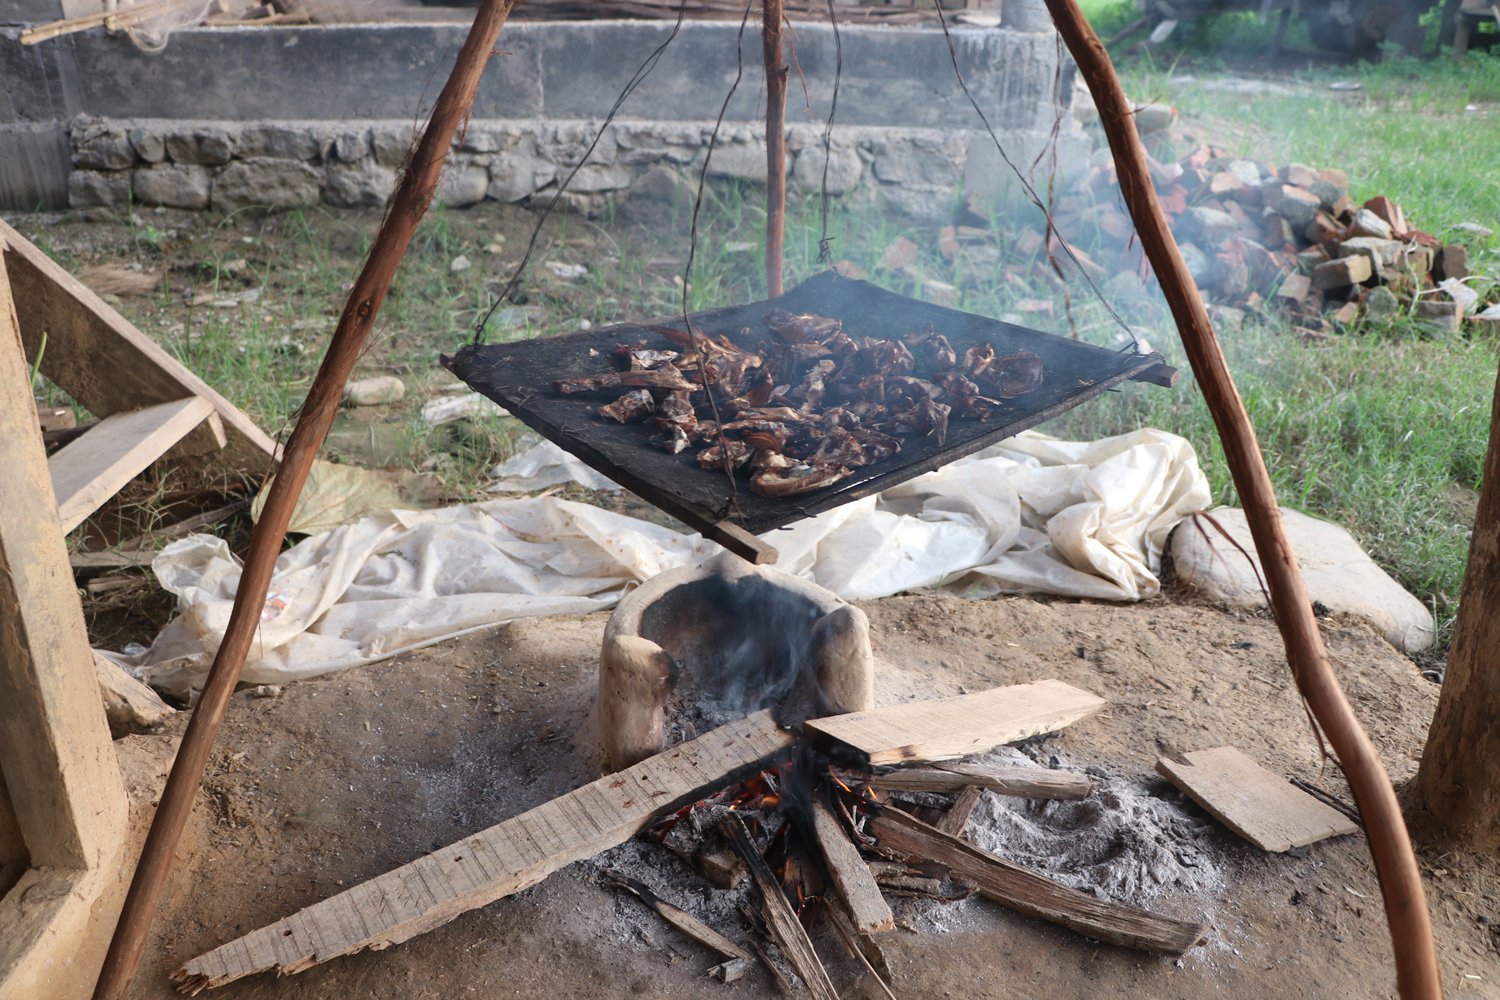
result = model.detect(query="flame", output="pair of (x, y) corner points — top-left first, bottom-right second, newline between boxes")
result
(831, 773), (853, 794)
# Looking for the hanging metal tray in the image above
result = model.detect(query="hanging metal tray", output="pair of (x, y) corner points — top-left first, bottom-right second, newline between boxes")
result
(442, 270), (1174, 560)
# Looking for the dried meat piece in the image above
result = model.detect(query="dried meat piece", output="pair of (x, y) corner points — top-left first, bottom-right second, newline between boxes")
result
(698, 439), (751, 472)
(750, 461), (852, 497)
(597, 389), (656, 423)
(765, 310), (842, 344)
(988, 351), (1044, 398)
(659, 424), (691, 454)
(613, 342), (681, 371)
(555, 365), (694, 395)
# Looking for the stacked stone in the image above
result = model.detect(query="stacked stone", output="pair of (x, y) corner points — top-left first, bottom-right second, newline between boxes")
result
(66, 115), (972, 221)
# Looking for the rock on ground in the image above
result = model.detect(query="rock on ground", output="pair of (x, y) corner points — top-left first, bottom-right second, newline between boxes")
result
(1170, 506), (1435, 653)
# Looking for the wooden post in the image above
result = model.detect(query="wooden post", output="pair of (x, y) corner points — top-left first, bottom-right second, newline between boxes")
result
(762, 0), (788, 298)
(90, 3), (519, 997)
(1039, 2), (1442, 996)
(1411, 363), (1500, 850)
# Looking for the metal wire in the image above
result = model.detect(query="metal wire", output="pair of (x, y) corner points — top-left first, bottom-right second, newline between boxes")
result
(816, 0), (843, 265)
(680, 0), (758, 514)
(471, 0), (691, 344)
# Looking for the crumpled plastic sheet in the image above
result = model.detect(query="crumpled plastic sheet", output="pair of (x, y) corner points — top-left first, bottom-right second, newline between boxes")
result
(126, 428), (1210, 696)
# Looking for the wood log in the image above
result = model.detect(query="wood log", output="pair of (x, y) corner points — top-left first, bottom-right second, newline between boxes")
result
(1041, 4), (1441, 996)
(94, 5), (523, 999)
(724, 815), (841, 1000)
(802, 679), (1105, 766)
(869, 807), (1205, 954)
(1412, 360), (1500, 851)
(870, 761), (1093, 800)
(94, 652), (174, 731)
(810, 800), (892, 937)
(173, 711), (792, 993)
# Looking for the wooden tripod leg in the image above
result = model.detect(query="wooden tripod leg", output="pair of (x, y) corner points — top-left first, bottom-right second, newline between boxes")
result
(763, 0), (788, 298)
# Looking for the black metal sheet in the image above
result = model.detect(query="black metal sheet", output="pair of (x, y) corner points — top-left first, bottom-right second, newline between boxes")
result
(443, 270), (1166, 536)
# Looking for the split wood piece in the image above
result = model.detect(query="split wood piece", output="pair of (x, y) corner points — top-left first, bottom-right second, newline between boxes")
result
(869, 807), (1206, 954)
(1042, 4), (1440, 995)
(871, 760), (1094, 800)
(95, 4), (520, 998)
(49, 397), (222, 533)
(94, 652), (175, 732)
(0, 219), (275, 475)
(709, 957), (754, 983)
(1156, 747), (1358, 852)
(824, 903), (897, 1000)
(803, 679), (1105, 766)
(173, 711), (792, 994)
(810, 799), (893, 937)
(935, 784), (985, 839)
(602, 869), (750, 963)
(723, 815), (841, 1000)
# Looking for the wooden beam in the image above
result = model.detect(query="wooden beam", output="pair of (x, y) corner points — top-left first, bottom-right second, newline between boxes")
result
(172, 712), (792, 993)
(870, 761), (1093, 800)
(810, 799), (893, 937)
(49, 397), (217, 533)
(0, 251), (126, 872)
(0, 232), (129, 1000)
(803, 680), (1105, 766)
(869, 808), (1205, 954)
(0, 218), (275, 475)
(1157, 747), (1357, 852)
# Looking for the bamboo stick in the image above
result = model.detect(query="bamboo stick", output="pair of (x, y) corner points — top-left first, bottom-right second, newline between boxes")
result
(20, 0), (189, 45)
(88, 3), (519, 998)
(1038, 2), (1440, 996)
(762, 0), (788, 297)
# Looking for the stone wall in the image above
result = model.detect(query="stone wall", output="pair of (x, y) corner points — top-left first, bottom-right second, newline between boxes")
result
(3, 18), (1082, 217)
(67, 117), (1000, 220)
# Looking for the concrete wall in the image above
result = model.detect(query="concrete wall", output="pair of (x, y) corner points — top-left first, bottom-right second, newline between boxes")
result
(1, 18), (1083, 217)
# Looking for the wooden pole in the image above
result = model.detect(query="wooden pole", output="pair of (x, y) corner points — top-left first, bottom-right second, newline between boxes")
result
(1410, 363), (1500, 850)
(1039, 2), (1442, 996)
(89, 2), (518, 997)
(762, 0), (788, 297)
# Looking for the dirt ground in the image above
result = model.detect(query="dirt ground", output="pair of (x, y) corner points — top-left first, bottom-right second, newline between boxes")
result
(103, 588), (1499, 1000)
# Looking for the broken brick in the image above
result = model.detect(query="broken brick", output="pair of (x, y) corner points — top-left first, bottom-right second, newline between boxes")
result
(1312, 255), (1373, 290)
(1433, 244), (1469, 282)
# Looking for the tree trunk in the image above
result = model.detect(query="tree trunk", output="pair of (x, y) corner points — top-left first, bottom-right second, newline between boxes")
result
(1411, 363), (1500, 851)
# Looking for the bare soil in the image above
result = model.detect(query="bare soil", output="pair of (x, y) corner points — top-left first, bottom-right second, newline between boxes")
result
(112, 589), (1500, 1000)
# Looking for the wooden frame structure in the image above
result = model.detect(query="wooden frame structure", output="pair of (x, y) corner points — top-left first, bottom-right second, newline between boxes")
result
(0, 221), (276, 997)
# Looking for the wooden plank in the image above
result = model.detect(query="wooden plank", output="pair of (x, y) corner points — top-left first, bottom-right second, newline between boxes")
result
(810, 799), (893, 937)
(173, 712), (793, 994)
(48, 396), (215, 532)
(1156, 746), (1358, 852)
(0, 251), (127, 872)
(0, 218), (275, 475)
(724, 815), (841, 1000)
(871, 760), (1094, 800)
(804, 680), (1106, 766)
(0, 780), (25, 869)
(869, 808), (1206, 955)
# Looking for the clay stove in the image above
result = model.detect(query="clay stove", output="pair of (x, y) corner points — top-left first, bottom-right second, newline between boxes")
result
(598, 553), (874, 771)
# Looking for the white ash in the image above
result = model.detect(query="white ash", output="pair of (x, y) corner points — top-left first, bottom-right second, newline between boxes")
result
(963, 773), (1225, 904)
(587, 838), (756, 949)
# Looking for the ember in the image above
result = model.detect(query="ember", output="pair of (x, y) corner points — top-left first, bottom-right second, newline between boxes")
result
(556, 311), (1045, 497)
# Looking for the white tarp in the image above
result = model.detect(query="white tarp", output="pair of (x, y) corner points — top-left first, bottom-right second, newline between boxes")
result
(128, 428), (1210, 696)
